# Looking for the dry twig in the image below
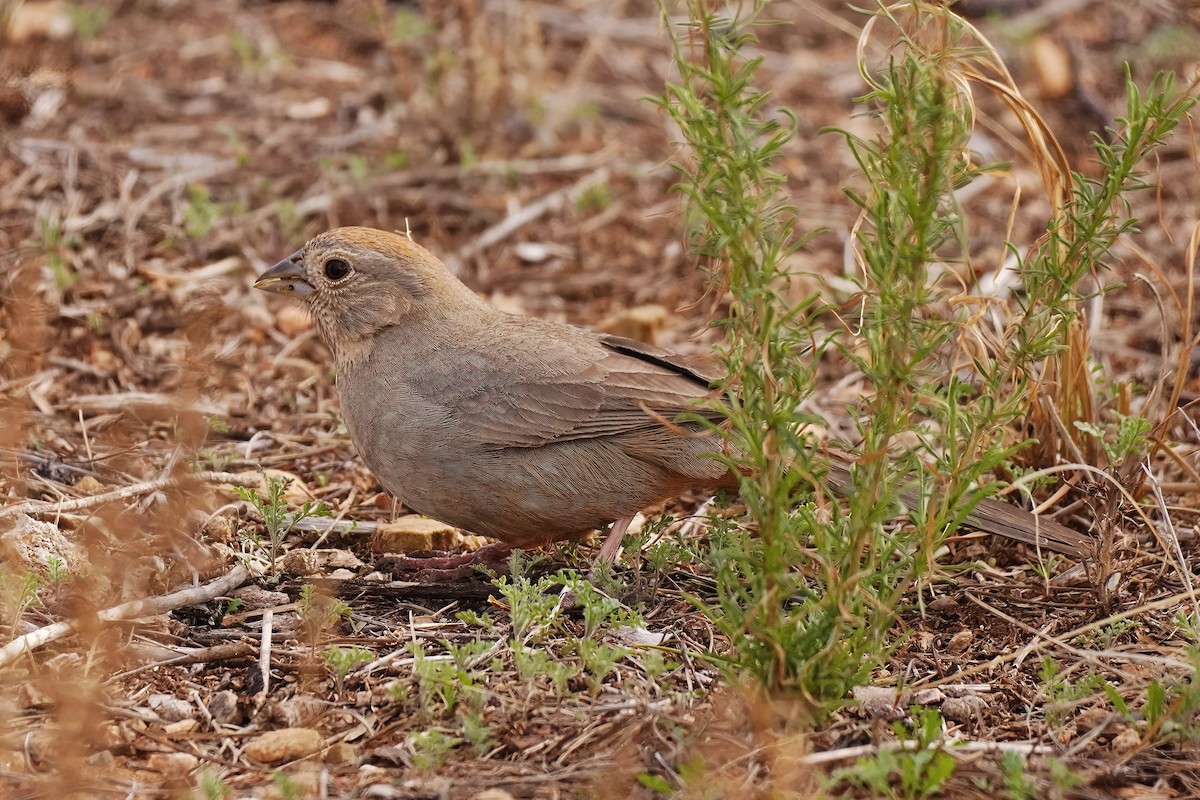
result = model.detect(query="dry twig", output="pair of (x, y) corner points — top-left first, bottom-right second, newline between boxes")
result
(0, 565), (250, 668)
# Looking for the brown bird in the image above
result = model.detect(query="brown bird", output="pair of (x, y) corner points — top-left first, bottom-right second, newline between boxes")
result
(254, 227), (1089, 573)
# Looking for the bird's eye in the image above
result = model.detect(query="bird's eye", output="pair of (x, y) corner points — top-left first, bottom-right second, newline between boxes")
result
(323, 258), (351, 282)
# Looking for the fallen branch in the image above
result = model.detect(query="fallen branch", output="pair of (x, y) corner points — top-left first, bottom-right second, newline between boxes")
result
(799, 737), (1051, 767)
(258, 608), (274, 697)
(0, 471), (254, 521)
(114, 641), (259, 681)
(0, 565), (250, 668)
(446, 166), (613, 273)
(67, 391), (226, 417)
(251, 150), (620, 225)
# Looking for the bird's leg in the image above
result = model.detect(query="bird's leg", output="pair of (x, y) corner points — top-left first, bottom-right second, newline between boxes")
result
(379, 541), (512, 582)
(596, 515), (635, 564)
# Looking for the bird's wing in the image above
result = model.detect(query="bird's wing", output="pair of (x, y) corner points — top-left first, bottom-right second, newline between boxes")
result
(433, 325), (723, 449)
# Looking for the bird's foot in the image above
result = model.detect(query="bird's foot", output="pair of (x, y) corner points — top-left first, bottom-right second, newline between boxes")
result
(378, 541), (512, 582)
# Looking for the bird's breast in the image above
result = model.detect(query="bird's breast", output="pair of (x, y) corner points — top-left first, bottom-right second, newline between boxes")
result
(335, 367), (453, 499)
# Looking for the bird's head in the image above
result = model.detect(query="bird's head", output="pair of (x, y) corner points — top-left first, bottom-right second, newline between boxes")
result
(255, 227), (484, 365)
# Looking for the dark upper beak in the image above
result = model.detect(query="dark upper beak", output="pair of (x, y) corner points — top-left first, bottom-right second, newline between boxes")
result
(254, 250), (314, 296)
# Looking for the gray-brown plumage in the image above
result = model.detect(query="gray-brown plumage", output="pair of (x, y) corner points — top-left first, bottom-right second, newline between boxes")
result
(255, 226), (1090, 562)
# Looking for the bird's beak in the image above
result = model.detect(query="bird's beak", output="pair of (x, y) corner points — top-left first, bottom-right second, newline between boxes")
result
(254, 250), (314, 297)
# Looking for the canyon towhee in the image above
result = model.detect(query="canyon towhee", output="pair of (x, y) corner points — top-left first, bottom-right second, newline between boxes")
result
(255, 227), (1088, 572)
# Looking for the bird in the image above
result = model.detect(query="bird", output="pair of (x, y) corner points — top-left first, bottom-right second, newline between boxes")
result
(254, 226), (1090, 575)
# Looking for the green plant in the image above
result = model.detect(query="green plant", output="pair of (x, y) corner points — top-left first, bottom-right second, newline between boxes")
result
(324, 645), (372, 695)
(637, 772), (674, 795)
(832, 708), (956, 800)
(274, 199), (304, 243)
(661, 0), (1199, 718)
(347, 154), (371, 183)
(1023, 70), (1195, 465)
(639, 649), (678, 684)
(196, 449), (235, 472)
(43, 555), (67, 600)
(38, 213), (78, 291)
(196, 770), (232, 800)
(512, 642), (578, 696)
(390, 8), (432, 46)
(491, 551), (559, 642)
(455, 609), (496, 630)
(228, 30), (280, 76)
(660, 0), (901, 714)
(68, 5), (109, 40)
(216, 123), (250, 167)
(270, 771), (304, 800)
(1076, 617), (1137, 649)
(184, 184), (244, 240)
(1040, 658), (1109, 729)
(409, 639), (492, 716)
(235, 474), (329, 574)
(385, 150), (410, 170)
(296, 583), (351, 650)
(409, 729), (463, 772)
(575, 182), (612, 214)
(642, 526), (701, 572)
(458, 711), (494, 755)
(1074, 412), (1151, 465)
(998, 750), (1036, 800)
(218, 597), (244, 622)
(1124, 649), (1200, 745)
(0, 568), (41, 640)
(576, 638), (628, 694)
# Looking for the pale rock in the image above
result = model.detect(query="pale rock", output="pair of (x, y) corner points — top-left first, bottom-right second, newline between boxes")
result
(317, 549), (365, 570)
(324, 741), (359, 765)
(262, 695), (324, 728)
(73, 475), (104, 494)
(286, 98), (332, 121)
(941, 695), (987, 723)
(163, 718), (199, 735)
(208, 690), (241, 725)
(1075, 705), (1110, 730)
(148, 694), (192, 723)
(147, 752), (199, 774)
(6, 2), (73, 42)
(852, 685), (906, 720)
(201, 513), (235, 542)
(233, 585), (289, 609)
(514, 242), (568, 264)
(371, 515), (461, 553)
(280, 549), (320, 576)
(243, 727), (324, 764)
(0, 514), (89, 578)
(911, 688), (945, 706)
(597, 304), (668, 346)
(1109, 725), (1142, 755)
(1029, 34), (1072, 99)
(611, 625), (665, 647)
(946, 630), (973, 654)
